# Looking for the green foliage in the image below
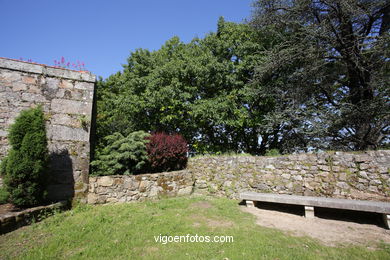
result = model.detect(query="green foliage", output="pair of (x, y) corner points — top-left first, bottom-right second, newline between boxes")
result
(0, 156), (8, 176)
(265, 149), (281, 156)
(91, 131), (150, 175)
(96, 19), (274, 155)
(251, 0), (390, 151)
(2, 106), (49, 207)
(0, 186), (9, 204)
(96, 4), (389, 154)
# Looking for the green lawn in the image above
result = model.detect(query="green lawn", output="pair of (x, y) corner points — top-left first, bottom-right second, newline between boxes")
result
(1, 196), (389, 260)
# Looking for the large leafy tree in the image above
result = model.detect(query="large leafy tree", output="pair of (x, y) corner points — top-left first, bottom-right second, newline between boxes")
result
(251, 0), (390, 151)
(96, 18), (280, 155)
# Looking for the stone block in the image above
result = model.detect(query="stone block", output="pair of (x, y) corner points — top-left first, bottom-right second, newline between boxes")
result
(304, 206), (315, 218)
(22, 76), (37, 84)
(149, 186), (159, 197)
(46, 78), (60, 90)
(12, 82), (27, 91)
(370, 179), (382, 185)
(50, 113), (79, 127)
(55, 89), (66, 98)
(319, 165), (330, 171)
(21, 93), (47, 102)
(360, 163), (369, 170)
(196, 180), (208, 189)
(292, 175), (303, 181)
(47, 125), (89, 142)
(177, 186), (193, 196)
(51, 99), (92, 115)
(107, 198), (118, 203)
(358, 178), (368, 184)
(246, 200), (255, 207)
(28, 84), (41, 93)
(123, 179), (137, 191)
(74, 82), (93, 90)
(359, 171), (368, 179)
(336, 182), (349, 189)
(98, 176), (114, 187)
(0, 130), (7, 137)
(368, 186), (379, 193)
(0, 71), (22, 82)
(87, 193), (99, 204)
(139, 180), (149, 192)
(332, 166), (341, 172)
(338, 172), (347, 181)
(59, 79), (73, 89)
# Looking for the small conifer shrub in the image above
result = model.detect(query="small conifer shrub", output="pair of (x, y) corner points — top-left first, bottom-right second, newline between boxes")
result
(146, 132), (188, 172)
(91, 131), (150, 175)
(2, 106), (49, 207)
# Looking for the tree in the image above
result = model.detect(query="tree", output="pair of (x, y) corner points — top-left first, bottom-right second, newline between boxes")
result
(91, 131), (150, 175)
(1, 106), (49, 207)
(96, 18), (279, 155)
(251, 0), (390, 151)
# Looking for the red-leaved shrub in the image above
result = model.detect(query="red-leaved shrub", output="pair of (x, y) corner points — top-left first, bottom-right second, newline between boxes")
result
(146, 132), (188, 172)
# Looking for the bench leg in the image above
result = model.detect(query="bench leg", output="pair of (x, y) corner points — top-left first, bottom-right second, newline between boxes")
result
(304, 206), (315, 218)
(246, 200), (255, 207)
(383, 214), (390, 229)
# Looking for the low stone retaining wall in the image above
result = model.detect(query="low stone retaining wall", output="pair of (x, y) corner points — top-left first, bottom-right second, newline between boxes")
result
(88, 171), (194, 204)
(88, 150), (390, 204)
(190, 150), (390, 201)
(0, 201), (68, 234)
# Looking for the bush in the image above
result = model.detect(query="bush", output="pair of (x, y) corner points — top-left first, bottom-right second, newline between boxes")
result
(0, 156), (8, 176)
(2, 106), (49, 207)
(146, 132), (188, 172)
(91, 131), (150, 175)
(0, 186), (9, 204)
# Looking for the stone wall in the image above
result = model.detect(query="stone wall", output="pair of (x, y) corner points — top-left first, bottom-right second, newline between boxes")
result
(88, 171), (194, 204)
(88, 150), (390, 204)
(0, 201), (68, 234)
(0, 57), (96, 202)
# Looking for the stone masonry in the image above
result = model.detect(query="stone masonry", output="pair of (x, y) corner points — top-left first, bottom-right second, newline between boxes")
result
(88, 171), (194, 204)
(0, 57), (96, 202)
(88, 150), (390, 204)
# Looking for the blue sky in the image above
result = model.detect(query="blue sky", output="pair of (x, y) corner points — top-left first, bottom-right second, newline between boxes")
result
(1, 0), (253, 79)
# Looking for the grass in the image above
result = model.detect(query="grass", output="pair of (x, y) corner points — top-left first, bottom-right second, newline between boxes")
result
(0, 196), (390, 260)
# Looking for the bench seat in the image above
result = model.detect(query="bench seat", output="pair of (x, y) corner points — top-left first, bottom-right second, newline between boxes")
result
(240, 191), (390, 229)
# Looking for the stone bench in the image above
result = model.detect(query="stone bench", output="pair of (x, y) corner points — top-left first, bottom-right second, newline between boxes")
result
(240, 191), (390, 229)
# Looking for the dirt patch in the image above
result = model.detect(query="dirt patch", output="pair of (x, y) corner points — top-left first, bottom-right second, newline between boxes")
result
(241, 206), (390, 247)
(190, 215), (234, 229)
(191, 201), (213, 209)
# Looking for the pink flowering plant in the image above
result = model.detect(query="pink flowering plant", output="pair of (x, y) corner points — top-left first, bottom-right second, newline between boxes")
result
(53, 56), (87, 71)
(17, 56), (87, 72)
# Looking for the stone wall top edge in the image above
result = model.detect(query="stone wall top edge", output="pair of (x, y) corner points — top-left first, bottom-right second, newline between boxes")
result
(0, 57), (96, 83)
(90, 170), (190, 179)
(188, 150), (390, 160)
